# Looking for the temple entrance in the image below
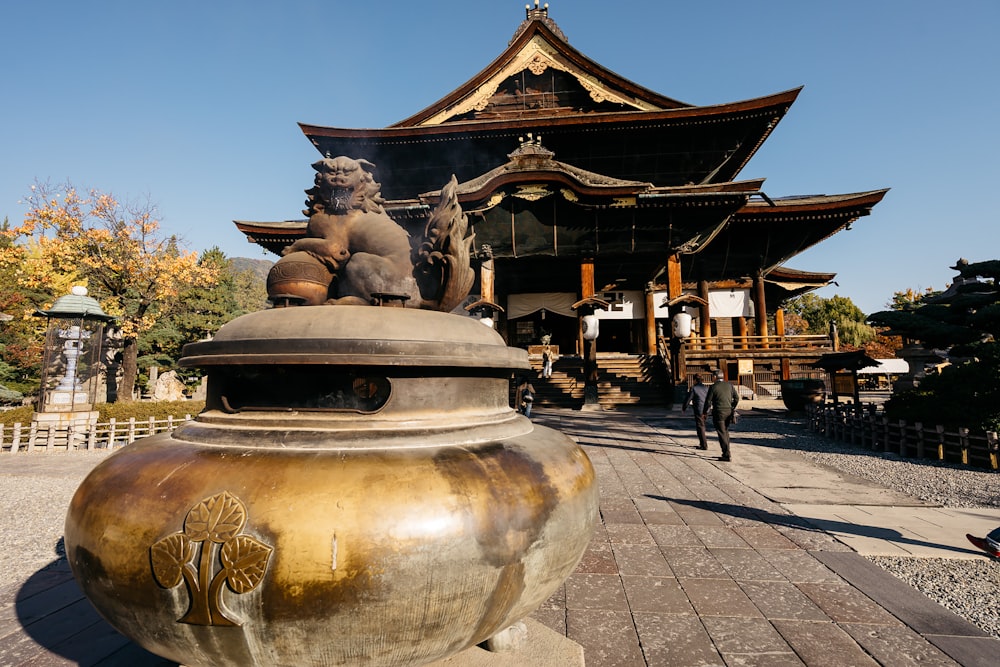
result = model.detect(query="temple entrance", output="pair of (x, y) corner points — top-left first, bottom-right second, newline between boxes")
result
(596, 319), (637, 354)
(508, 310), (577, 355)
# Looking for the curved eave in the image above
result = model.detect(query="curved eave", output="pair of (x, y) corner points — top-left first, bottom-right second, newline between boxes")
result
(683, 189), (888, 284)
(392, 19), (690, 128)
(739, 189), (889, 218)
(300, 87), (801, 140)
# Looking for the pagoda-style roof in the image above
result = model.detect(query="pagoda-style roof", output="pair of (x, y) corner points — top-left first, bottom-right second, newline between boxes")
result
(298, 7), (800, 200)
(393, 7), (691, 127)
(682, 190), (889, 285)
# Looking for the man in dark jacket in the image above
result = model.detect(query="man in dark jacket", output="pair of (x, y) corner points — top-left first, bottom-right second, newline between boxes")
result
(703, 372), (739, 461)
(682, 374), (710, 449)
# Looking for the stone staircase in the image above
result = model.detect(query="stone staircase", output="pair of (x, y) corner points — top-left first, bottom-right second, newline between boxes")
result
(523, 354), (671, 409)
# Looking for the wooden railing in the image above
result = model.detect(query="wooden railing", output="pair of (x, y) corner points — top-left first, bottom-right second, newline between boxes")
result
(806, 402), (999, 470)
(1, 415), (194, 453)
(682, 334), (833, 352)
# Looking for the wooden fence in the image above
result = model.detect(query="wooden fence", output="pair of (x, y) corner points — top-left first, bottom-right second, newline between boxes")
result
(806, 402), (999, 470)
(0, 415), (193, 453)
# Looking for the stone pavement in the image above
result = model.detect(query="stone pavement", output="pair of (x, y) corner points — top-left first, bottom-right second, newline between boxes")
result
(2, 406), (999, 666)
(526, 407), (999, 667)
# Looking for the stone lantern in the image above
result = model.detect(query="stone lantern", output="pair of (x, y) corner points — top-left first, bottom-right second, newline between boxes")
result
(33, 286), (114, 430)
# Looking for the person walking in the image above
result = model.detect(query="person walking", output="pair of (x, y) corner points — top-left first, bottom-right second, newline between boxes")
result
(517, 376), (536, 418)
(682, 374), (710, 450)
(541, 347), (553, 378)
(702, 371), (739, 462)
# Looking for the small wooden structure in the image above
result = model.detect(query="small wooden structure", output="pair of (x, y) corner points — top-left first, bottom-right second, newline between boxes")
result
(810, 350), (881, 404)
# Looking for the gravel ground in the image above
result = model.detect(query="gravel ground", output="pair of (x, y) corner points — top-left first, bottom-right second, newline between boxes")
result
(754, 412), (1000, 639)
(0, 452), (113, 591)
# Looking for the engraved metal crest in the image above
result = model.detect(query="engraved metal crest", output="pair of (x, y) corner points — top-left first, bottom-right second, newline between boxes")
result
(150, 491), (272, 626)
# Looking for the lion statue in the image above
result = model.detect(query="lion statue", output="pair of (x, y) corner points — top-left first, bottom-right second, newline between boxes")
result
(266, 156), (475, 311)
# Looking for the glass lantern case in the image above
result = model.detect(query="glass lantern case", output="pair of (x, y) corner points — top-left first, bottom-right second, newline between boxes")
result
(35, 287), (113, 413)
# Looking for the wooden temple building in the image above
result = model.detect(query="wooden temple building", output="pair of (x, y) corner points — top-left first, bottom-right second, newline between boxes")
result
(236, 3), (887, 406)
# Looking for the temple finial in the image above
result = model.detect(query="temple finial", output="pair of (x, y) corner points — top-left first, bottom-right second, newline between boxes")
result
(525, 0), (549, 20)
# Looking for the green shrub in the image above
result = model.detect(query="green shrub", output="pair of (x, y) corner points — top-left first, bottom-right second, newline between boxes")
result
(0, 405), (34, 426)
(0, 400), (205, 427)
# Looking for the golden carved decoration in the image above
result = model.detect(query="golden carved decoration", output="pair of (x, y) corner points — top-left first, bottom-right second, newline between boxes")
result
(421, 36), (657, 125)
(150, 491), (273, 627)
(560, 189), (579, 202)
(610, 197), (637, 208)
(513, 185), (551, 202)
(527, 54), (549, 76)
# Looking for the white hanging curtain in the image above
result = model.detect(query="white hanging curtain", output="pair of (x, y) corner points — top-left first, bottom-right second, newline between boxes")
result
(708, 289), (753, 318)
(507, 292), (578, 319)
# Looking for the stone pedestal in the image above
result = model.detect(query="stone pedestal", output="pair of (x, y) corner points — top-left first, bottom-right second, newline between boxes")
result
(428, 619), (585, 666)
(31, 410), (99, 449)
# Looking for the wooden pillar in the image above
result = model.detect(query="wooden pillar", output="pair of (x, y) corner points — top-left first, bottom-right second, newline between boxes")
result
(666, 254), (682, 301)
(580, 259), (600, 407)
(666, 254), (683, 384)
(644, 285), (657, 355)
(581, 258), (595, 299)
(578, 259), (594, 356)
(775, 308), (785, 337)
(737, 317), (748, 350)
(753, 272), (768, 347)
(698, 280), (711, 349)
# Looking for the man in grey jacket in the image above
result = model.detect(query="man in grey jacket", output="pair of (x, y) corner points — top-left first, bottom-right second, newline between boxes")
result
(703, 372), (739, 462)
(682, 374), (710, 450)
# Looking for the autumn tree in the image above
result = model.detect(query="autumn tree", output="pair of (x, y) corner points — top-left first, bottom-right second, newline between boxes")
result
(782, 293), (875, 349)
(1, 183), (216, 401)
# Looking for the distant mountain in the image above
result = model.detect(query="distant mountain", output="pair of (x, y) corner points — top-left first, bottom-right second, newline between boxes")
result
(229, 257), (274, 282)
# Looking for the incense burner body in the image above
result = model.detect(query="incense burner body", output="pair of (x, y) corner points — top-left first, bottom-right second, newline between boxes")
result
(65, 307), (597, 667)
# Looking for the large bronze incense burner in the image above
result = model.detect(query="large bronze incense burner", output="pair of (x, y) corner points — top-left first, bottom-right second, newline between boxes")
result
(64, 161), (598, 667)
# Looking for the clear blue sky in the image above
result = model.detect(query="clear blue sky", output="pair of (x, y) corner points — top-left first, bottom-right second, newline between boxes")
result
(2, 0), (997, 315)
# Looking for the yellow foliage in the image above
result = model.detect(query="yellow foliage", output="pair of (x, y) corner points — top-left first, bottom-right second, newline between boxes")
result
(6, 183), (221, 338)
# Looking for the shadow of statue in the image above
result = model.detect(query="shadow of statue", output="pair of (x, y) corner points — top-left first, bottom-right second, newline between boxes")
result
(10, 538), (175, 666)
(647, 495), (984, 557)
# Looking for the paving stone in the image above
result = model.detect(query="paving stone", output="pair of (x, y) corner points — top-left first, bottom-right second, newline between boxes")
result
(796, 582), (902, 625)
(600, 508), (643, 524)
(529, 606), (566, 636)
(648, 524), (702, 547)
(733, 524), (799, 550)
(564, 572), (629, 611)
(771, 620), (879, 667)
(637, 509), (685, 525)
(610, 543), (672, 577)
(738, 581), (830, 622)
(659, 547), (729, 579)
(604, 523), (656, 545)
(632, 611), (724, 666)
(692, 526), (753, 549)
(574, 543), (618, 574)
(813, 551), (990, 637)
(538, 583), (566, 610)
(566, 609), (645, 667)
(922, 635), (1000, 667)
(840, 622), (961, 667)
(701, 616), (795, 654)
(620, 575), (693, 614)
(678, 578), (763, 618)
(758, 550), (842, 584)
(669, 503), (728, 526)
(719, 651), (805, 666)
(711, 548), (785, 582)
